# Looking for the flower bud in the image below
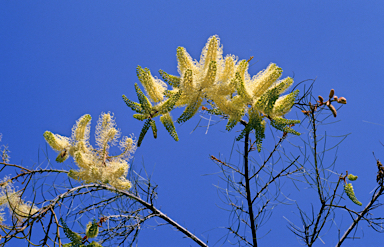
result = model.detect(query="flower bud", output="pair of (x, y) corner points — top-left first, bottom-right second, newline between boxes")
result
(333, 95), (338, 101)
(348, 174), (358, 181)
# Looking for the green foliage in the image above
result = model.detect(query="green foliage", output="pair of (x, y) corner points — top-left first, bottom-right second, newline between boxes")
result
(236, 109), (266, 152)
(60, 218), (82, 247)
(177, 96), (203, 123)
(160, 113), (179, 141)
(150, 119), (158, 139)
(138, 119), (153, 147)
(134, 83), (152, 113)
(159, 69), (181, 88)
(158, 90), (182, 114)
(60, 218), (103, 247)
(254, 84), (281, 115)
(270, 117), (301, 136)
(122, 95), (144, 114)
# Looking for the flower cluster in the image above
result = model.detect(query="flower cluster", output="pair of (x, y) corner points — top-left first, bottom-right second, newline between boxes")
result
(124, 35), (300, 149)
(44, 112), (136, 190)
(0, 178), (39, 224)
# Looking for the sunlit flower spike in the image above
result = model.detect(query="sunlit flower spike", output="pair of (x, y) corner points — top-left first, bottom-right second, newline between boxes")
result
(123, 66), (181, 146)
(44, 112), (136, 190)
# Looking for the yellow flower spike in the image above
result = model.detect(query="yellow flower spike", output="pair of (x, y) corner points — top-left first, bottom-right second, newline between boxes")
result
(72, 114), (92, 141)
(218, 55), (236, 85)
(43, 131), (70, 152)
(271, 90), (299, 118)
(95, 112), (120, 150)
(177, 47), (197, 75)
(45, 113), (136, 190)
(136, 66), (167, 103)
(119, 136), (136, 158)
(235, 60), (249, 82)
(200, 35), (222, 71)
(68, 169), (80, 180)
(344, 183), (362, 206)
(0, 180), (39, 223)
(200, 61), (217, 89)
(74, 151), (92, 169)
(251, 63), (283, 98)
(235, 72), (252, 102)
(181, 69), (194, 93)
(274, 77), (294, 95)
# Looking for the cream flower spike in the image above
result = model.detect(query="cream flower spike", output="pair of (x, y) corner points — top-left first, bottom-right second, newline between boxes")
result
(125, 35), (301, 149)
(136, 66), (167, 103)
(44, 112), (136, 190)
(175, 35), (225, 123)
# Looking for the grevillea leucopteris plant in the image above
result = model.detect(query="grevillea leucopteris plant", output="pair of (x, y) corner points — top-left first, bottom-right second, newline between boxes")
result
(44, 112), (136, 190)
(123, 35), (301, 149)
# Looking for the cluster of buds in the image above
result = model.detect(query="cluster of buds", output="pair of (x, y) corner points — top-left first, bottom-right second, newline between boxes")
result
(340, 171), (362, 206)
(302, 89), (347, 117)
(377, 160), (384, 185)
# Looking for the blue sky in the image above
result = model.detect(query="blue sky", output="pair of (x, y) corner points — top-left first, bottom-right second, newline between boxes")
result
(1, 1), (384, 246)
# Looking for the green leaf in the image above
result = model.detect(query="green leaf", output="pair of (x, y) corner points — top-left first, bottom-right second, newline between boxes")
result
(207, 108), (225, 116)
(270, 117), (301, 136)
(150, 119), (157, 139)
(133, 114), (148, 121)
(60, 218), (82, 247)
(138, 119), (152, 147)
(177, 96), (203, 123)
(134, 83), (152, 114)
(158, 90), (182, 114)
(159, 70), (181, 88)
(160, 113), (179, 141)
(122, 95), (144, 114)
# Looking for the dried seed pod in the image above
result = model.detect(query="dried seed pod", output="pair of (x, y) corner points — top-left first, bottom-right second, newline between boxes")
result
(328, 104), (337, 117)
(344, 183), (362, 206)
(377, 160), (383, 168)
(318, 95), (324, 103)
(329, 89), (335, 99)
(333, 95), (338, 101)
(337, 97), (347, 104)
(302, 110), (309, 116)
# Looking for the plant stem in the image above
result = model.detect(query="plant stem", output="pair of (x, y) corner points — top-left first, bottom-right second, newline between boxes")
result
(244, 130), (257, 247)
